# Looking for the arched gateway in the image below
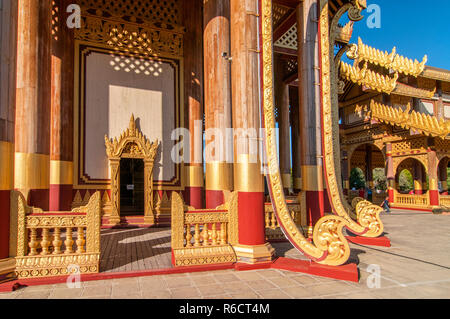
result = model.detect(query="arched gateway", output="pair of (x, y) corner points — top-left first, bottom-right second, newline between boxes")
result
(105, 115), (159, 226)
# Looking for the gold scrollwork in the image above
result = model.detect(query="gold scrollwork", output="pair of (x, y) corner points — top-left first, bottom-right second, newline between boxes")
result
(261, 0), (351, 266)
(323, 0), (385, 238)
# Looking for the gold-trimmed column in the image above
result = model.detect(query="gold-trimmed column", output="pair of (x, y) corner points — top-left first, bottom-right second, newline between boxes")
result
(49, 0), (74, 211)
(428, 143), (439, 207)
(183, 0), (204, 209)
(297, 0), (324, 237)
(15, 0), (52, 210)
(413, 161), (424, 195)
(0, 0), (18, 281)
(204, 0), (233, 208)
(230, 0), (274, 264)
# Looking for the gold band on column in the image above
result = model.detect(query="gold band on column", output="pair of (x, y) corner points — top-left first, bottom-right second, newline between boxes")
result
(50, 160), (73, 185)
(185, 165), (204, 188)
(414, 180), (423, 191)
(206, 162), (233, 191)
(294, 177), (302, 190)
(0, 142), (14, 190)
(429, 178), (438, 191)
(281, 174), (292, 189)
(14, 152), (50, 190)
(344, 180), (350, 189)
(234, 155), (264, 193)
(301, 165), (323, 192)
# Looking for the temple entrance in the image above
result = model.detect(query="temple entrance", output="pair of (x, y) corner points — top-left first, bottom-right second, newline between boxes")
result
(120, 159), (145, 216)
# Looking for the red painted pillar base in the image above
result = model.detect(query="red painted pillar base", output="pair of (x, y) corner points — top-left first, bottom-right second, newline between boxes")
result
(388, 188), (394, 204)
(430, 190), (439, 207)
(234, 192), (274, 264)
(183, 187), (203, 209)
(415, 190), (423, 195)
(49, 185), (73, 211)
(323, 191), (332, 214)
(306, 190), (324, 235)
(0, 190), (10, 259)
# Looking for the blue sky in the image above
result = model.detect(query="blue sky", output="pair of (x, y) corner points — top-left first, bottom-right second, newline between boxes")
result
(348, 0), (450, 70)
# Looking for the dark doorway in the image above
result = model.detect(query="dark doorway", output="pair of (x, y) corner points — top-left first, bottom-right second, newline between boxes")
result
(120, 158), (145, 216)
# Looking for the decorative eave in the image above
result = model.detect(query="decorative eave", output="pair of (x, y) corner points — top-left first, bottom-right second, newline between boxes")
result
(357, 100), (450, 139)
(346, 38), (427, 77)
(392, 82), (436, 99)
(422, 66), (450, 83)
(339, 61), (399, 94)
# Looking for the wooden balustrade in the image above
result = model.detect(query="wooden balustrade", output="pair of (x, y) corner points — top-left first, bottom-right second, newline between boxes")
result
(264, 195), (305, 241)
(439, 195), (450, 207)
(12, 191), (101, 279)
(171, 192), (238, 267)
(393, 190), (430, 209)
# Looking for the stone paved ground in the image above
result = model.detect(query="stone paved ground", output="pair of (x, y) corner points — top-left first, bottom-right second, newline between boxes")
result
(1, 209), (449, 299)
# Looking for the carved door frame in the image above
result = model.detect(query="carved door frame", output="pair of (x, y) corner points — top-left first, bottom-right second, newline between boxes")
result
(105, 115), (159, 225)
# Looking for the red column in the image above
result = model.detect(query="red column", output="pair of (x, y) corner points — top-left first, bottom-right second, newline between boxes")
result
(230, 0), (273, 263)
(204, 0), (233, 208)
(183, 0), (204, 209)
(49, 0), (74, 211)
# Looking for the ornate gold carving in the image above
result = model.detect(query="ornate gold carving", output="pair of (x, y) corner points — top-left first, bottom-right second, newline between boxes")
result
(76, 0), (183, 57)
(105, 115), (159, 225)
(260, 0), (351, 266)
(361, 100), (450, 139)
(171, 191), (239, 267)
(339, 61), (399, 94)
(322, 0), (385, 238)
(348, 0), (367, 21)
(334, 21), (354, 44)
(348, 37), (427, 77)
(79, 0), (182, 26)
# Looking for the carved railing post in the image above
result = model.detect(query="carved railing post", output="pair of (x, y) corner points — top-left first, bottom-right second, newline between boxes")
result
(144, 159), (155, 225)
(109, 158), (121, 225)
(171, 192), (185, 250)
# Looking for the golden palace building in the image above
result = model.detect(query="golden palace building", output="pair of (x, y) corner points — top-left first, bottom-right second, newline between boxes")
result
(0, 0), (448, 282)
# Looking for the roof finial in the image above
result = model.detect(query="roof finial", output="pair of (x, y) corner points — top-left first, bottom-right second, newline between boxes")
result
(129, 114), (136, 131)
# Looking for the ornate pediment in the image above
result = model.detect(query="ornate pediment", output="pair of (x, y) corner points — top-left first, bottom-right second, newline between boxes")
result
(105, 114), (159, 161)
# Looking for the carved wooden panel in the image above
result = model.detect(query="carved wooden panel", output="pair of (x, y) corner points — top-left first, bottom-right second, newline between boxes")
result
(78, 0), (181, 26)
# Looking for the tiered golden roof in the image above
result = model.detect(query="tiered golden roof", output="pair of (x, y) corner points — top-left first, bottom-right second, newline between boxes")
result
(339, 61), (399, 94)
(359, 100), (450, 139)
(348, 38), (428, 77)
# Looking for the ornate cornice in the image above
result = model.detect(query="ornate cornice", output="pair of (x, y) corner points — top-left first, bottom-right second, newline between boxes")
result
(75, 13), (184, 57)
(105, 114), (159, 160)
(358, 100), (450, 139)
